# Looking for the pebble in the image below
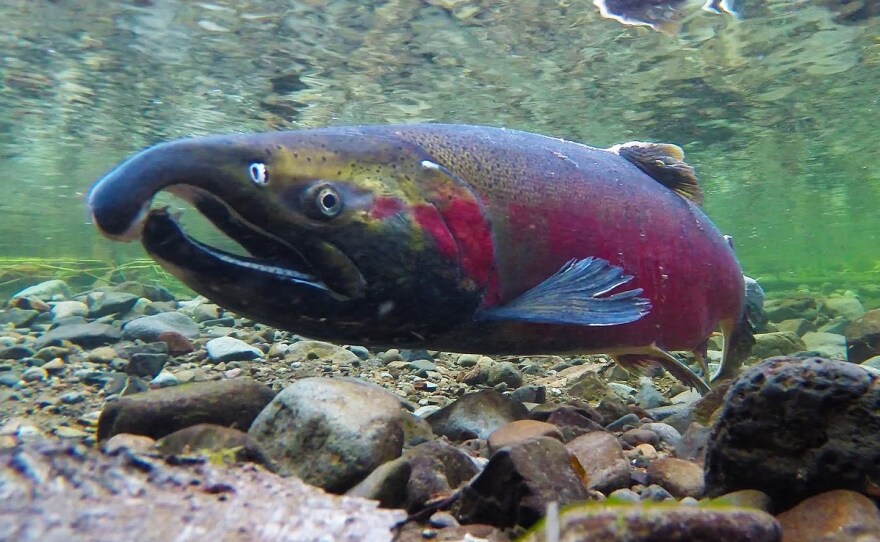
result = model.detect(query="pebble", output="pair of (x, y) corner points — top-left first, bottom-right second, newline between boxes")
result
(641, 422), (683, 448)
(646, 457), (705, 498)
(487, 420), (563, 454)
(59, 391), (85, 404)
(605, 412), (641, 432)
(55, 426), (89, 439)
(205, 336), (263, 363)
(151, 371), (179, 388)
(35, 322), (122, 349)
(123, 312), (200, 341)
(776, 489), (880, 541)
(12, 279), (71, 302)
(22, 366), (48, 382)
(566, 430), (631, 493)
(0, 372), (22, 387)
(486, 361), (523, 388)
(425, 389), (529, 440)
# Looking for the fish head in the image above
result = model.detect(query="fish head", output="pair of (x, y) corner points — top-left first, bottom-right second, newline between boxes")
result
(87, 128), (495, 344)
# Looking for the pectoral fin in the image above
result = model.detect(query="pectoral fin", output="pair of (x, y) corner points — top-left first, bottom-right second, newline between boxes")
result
(475, 257), (650, 326)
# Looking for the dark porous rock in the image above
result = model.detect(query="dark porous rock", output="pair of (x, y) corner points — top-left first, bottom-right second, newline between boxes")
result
(517, 501), (781, 542)
(704, 356), (880, 509)
(97, 378), (275, 442)
(34, 322), (121, 349)
(1, 437), (405, 541)
(248, 377), (404, 493)
(620, 428), (660, 448)
(0, 308), (39, 328)
(426, 389), (529, 440)
(646, 457), (704, 498)
(458, 436), (592, 529)
(545, 406), (605, 441)
(566, 430), (631, 494)
(123, 312), (200, 341)
(487, 420), (563, 455)
(155, 423), (270, 467)
(86, 291), (140, 318)
(127, 352), (169, 379)
(403, 440), (480, 511)
(845, 309), (880, 364)
(345, 457), (412, 508)
(776, 490), (880, 542)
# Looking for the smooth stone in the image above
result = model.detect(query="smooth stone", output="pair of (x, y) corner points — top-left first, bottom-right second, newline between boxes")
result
(823, 296), (865, 320)
(486, 362), (523, 389)
(647, 457), (704, 498)
(86, 291), (140, 318)
(567, 371), (614, 402)
(704, 356), (880, 509)
(710, 489), (773, 513)
(59, 391), (85, 404)
(408, 358), (438, 376)
(425, 389), (529, 440)
(22, 366), (48, 382)
(487, 420), (563, 455)
(458, 437), (592, 529)
(566, 430), (631, 493)
(776, 490), (880, 542)
(51, 301), (88, 321)
(608, 382), (638, 400)
(55, 426), (89, 439)
(12, 280), (71, 302)
(87, 346), (118, 364)
(155, 423), (269, 466)
(97, 378), (275, 441)
(544, 405), (606, 441)
(101, 433), (157, 455)
(151, 371), (179, 388)
(607, 488), (642, 503)
(346, 345), (371, 360)
(511, 385), (546, 404)
(640, 484), (674, 501)
(206, 336), (262, 363)
(127, 352), (169, 378)
(110, 281), (175, 302)
(0, 309), (40, 328)
(402, 440), (480, 511)
(345, 457), (412, 508)
(39, 357), (65, 373)
(775, 318), (815, 336)
(284, 340), (360, 365)
(157, 331), (195, 356)
(0, 372), (22, 387)
(751, 332), (807, 359)
(606, 413), (641, 432)
(0, 345), (35, 360)
(35, 322), (122, 350)
(801, 331), (847, 359)
(640, 422), (683, 448)
(636, 379), (671, 409)
(620, 428), (660, 448)
(517, 501), (781, 541)
(818, 317), (848, 335)
(675, 422), (711, 464)
(456, 353), (484, 367)
(862, 356), (880, 371)
(123, 312), (199, 341)
(248, 377), (404, 493)
(34, 346), (69, 362)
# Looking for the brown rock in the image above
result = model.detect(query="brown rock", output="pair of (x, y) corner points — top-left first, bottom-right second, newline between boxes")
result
(777, 490), (880, 542)
(545, 406), (606, 441)
(403, 440), (480, 511)
(97, 378), (276, 442)
(157, 331), (195, 355)
(458, 437), (592, 528)
(647, 457), (705, 498)
(620, 428), (660, 448)
(155, 423), (271, 467)
(425, 389), (529, 440)
(345, 457), (412, 508)
(487, 420), (563, 454)
(566, 431), (631, 494)
(101, 433), (156, 455)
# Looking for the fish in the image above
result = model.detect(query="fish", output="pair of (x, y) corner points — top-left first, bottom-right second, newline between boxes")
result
(87, 124), (756, 393)
(592, 0), (740, 33)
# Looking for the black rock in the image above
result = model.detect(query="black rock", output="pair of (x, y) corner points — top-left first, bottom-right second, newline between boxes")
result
(34, 322), (122, 349)
(512, 385), (546, 404)
(86, 291), (140, 318)
(127, 353), (169, 379)
(705, 356), (880, 509)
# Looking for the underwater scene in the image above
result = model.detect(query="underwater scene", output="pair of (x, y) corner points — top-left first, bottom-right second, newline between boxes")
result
(1, 0), (879, 540)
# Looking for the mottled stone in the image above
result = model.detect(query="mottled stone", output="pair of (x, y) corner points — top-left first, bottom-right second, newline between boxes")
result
(50, 301), (88, 321)
(566, 431), (631, 493)
(487, 361), (523, 389)
(426, 389), (529, 440)
(11, 280), (71, 302)
(248, 377), (404, 493)
(155, 423), (270, 466)
(517, 501), (781, 542)
(284, 340), (361, 365)
(777, 490), (880, 542)
(620, 428), (660, 448)
(487, 420), (563, 455)
(97, 378), (275, 441)
(823, 296), (865, 321)
(458, 437), (592, 528)
(705, 357), (880, 508)
(647, 458), (704, 498)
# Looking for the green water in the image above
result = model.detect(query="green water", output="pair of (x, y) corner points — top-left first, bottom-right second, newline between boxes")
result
(1, 0), (878, 297)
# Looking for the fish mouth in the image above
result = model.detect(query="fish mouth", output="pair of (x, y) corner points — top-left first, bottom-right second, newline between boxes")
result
(141, 186), (365, 302)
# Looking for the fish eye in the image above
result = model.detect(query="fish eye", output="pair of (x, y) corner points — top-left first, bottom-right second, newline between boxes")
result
(248, 163), (269, 185)
(316, 185), (342, 217)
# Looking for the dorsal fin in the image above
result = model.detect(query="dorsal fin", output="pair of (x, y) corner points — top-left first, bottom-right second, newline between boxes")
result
(608, 141), (703, 206)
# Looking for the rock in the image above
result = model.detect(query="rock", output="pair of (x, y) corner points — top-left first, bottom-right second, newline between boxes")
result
(396, 523), (510, 542)
(346, 345), (371, 360)
(647, 458), (704, 498)
(127, 352), (168, 378)
(567, 371), (614, 402)
(640, 422), (683, 448)
(86, 346), (118, 364)
(248, 377), (404, 493)
(823, 295), (865, 320)
(818, 317), (848, 335)
(710, 489), (773, 513)
(764, 297), (816, 322)
(595, 396), (631, 426)
(111, 281), (175, 302)
(801, 331), (847, 359)
(545, 406), (607, 441)
(123, 312), (200, 341)
(345, 457), (412, 508)
(284, 340), (360, 365)
(620, 428), (660, 448)
(97, 378), (276, 441)
(35, 322), (121, 350)
(456, 353), (483, 367)
(704, 357), (880, 509)
(0, 372), (22, 387)
(205, 336), (262, 363)
(403, 440), (480, 511)
(59, 391), (85, 404)
(511, 385), (546, 404)
(11, 280), (71, 302)
(487, 362), (523, 389)
(21, 367), (47, 382)
(517, 500), (781, 541)
(55, 426), (89, 439)
(862, 356), (880, 371)
(155, 423), (270, 466)
(408, 358), (438, 376)
(635, 378), (671, 409)
(425, 390), (529, 440)
(566, 431), (631, 493)
(151, 371), (179, 388)
(50, 301), (88, 321)
(86, 291), (140, 318)
(458, 437), (592, 528)
(157, 331), (195, 355)
(0, 345), (35, 360)
(776, 490), (880, 542)
(775, 318), (815, 336)
(845, 309), (880, 363)
(751, 332), (807, 359)
(606, 413), (641, 432)
(101, 433), (157, 455)
(0, 308), (39, 328)
(487, 420), (563, 454)
(676, 423), (711, 464)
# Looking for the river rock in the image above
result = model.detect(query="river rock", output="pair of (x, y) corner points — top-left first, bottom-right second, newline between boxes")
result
(487, 361), (523, 389)
(775, 318), (815, 337)
(566, 430), (631, 493)
(34, 322), (121, 349)
(284, 340), (360, 365)
(345, 457), (412, 508)
(0, 308), (39, 328)
(50, 301), (88, 321)
(704, 356), (880, 509)
(751, 332), (806, 359)
(458, 437), (592, 528)
(248, 377), (404, 493)
(487, 420), (563, 454)
(845, 309), (880, 363)
(11, 280), (71, 302)
(823, 295), (865, 321)
(97, 378), (275, 441)
(86, 291), (140, 318)
(155, 423), (270, 467)
(425, 389), (529, 440)
(403, 440), (480, 511)
(647, 458), (704, 498)
(776, 490), (880, 542)
(123, 312), (200, 341)
(801, 331), (847, 359)
(206, 336), (262, 363)
(517, 500), (781, 542)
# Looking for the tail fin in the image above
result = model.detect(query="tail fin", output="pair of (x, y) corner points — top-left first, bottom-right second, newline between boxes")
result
(711, 276), (762, 382)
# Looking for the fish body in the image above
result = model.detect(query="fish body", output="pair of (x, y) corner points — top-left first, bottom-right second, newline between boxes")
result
(87, 124), (753, 392)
